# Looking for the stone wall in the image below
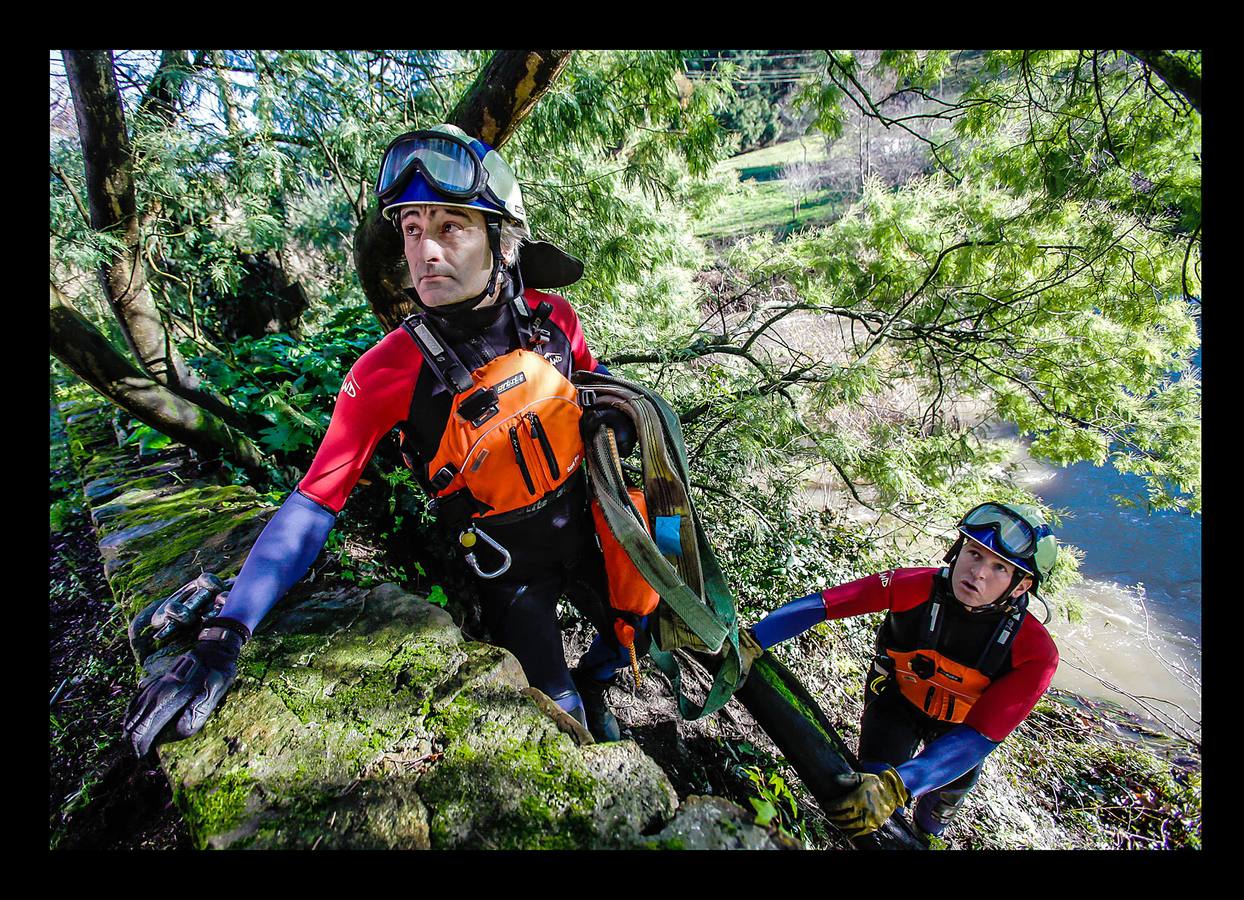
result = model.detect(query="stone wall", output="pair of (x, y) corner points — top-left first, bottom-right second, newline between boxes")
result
(60, 396), (796, 850)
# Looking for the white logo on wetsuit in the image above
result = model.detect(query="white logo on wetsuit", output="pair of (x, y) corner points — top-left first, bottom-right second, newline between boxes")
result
(543, 352), (563, 365)
(342, 375), (359, 398)
(879, 570), (893, 587)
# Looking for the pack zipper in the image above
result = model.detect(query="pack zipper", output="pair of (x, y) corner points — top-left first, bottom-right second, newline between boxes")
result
(527, 413), (560, 479)
(509, 426), (536, 495)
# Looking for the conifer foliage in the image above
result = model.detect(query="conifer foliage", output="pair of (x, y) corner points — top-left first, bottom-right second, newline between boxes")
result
(50, 50), (1200, 525)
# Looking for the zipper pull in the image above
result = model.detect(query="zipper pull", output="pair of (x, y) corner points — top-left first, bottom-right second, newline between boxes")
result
(509, 425), (536, 494)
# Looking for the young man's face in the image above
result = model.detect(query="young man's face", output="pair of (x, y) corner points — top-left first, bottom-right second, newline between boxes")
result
(400, 205), (494, 308)
(950, 537), (1033, 608)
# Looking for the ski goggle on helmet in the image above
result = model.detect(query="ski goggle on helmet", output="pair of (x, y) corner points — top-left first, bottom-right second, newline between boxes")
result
(376, 124), (527, 229)
(956, 502), (1057, 581)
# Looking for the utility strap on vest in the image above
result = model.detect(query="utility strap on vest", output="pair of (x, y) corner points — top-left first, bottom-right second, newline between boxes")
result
(976, 594), (1027, 677)
(573, 369), (741, 721)
(920, 572), (1028, 679)
(402, 314), (475, 395)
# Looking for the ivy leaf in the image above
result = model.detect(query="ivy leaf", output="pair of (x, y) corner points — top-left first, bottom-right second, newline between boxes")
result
(258, 422), (314, 453)
(124, 424), (173, 453)
(749, 797), (778, 826)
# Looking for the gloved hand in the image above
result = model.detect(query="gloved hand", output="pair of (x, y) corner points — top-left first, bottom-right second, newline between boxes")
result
(824, 767), (911, 838)
(122, 620), (249, 758)
(579, 404), (636, 459)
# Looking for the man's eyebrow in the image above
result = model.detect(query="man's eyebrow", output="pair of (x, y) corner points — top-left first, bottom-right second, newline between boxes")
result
(402, 207), (472, 222)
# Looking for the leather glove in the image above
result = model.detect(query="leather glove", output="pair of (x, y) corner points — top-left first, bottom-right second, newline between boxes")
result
(122, 620), (249, 758)
(579, 404), (637, 459)
(824, 767), (911, 838)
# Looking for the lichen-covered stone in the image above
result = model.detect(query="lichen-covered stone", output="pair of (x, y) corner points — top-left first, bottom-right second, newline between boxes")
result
(63, 398), (793, 851)
(641, 795), (801, 850)
(151, 582), (684, 850)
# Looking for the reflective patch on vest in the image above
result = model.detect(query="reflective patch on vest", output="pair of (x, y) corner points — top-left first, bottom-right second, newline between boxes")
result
(470, 449), (489, 472)
(412, 321), (446, 357)
(494, 372), (527, 395)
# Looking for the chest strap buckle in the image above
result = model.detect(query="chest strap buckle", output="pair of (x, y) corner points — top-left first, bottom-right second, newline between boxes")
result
(458, 386), (500, 425)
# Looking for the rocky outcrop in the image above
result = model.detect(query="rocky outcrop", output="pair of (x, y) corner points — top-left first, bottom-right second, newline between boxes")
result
(60, 395), (794, 850)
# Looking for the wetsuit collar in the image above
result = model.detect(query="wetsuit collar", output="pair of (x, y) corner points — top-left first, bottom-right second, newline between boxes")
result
(412, 264), (521, 341)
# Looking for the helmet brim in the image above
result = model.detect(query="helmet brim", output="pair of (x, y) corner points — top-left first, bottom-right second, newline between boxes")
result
(518, 241), (584, 289)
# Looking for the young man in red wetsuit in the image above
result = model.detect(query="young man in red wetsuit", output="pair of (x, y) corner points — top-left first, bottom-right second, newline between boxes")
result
(124, 125), (641, 755)
(751, 502), (1060, 843)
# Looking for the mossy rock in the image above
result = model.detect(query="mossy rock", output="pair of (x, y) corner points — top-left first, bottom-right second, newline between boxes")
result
(154, 582), (685, 850)
(641, 795), (801, 850)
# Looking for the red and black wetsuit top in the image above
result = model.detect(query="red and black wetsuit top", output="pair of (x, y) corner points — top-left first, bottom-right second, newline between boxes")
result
(817, 568), (1059, 742)
(298, 288), (599, 573)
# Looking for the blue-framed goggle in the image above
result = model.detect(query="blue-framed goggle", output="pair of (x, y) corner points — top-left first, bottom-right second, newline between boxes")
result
(376, 129), (488, 207)
(959, 502), (1052, 562)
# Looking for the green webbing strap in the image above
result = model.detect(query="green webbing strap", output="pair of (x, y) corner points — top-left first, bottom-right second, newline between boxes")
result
(576, 370), (742, 720)
(586, 432), (728, 651)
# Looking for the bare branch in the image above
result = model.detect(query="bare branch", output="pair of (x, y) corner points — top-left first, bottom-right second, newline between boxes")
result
(50, 164), (89, 225)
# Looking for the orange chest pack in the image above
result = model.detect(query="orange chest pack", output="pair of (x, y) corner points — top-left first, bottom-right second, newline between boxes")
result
(874, 582), (1027, 724)
(399, 303), (584, 576)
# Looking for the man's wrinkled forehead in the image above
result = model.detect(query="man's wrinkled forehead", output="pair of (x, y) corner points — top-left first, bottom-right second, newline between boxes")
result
(398, 205), (479, 227)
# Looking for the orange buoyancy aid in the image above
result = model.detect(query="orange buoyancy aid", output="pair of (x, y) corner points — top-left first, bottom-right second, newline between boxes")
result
(425, 348), (583, 516)
(873, 571), (1027, 724)
(885, 648), (995, 724)
(401, 306), (584, 522)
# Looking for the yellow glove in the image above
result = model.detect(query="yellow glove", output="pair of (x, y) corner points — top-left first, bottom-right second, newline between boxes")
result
(825, 767), (911, 838)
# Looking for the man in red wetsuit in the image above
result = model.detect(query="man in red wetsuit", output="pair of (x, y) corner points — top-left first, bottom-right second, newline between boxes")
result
(750, 502), (1060, 843)
(124, 125), (641, 756)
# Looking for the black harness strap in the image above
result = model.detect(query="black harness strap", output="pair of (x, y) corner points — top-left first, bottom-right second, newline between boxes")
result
(401, 314), (475, 395)
(918, 568), (1027, 680)
(975, 595), (1027, 678)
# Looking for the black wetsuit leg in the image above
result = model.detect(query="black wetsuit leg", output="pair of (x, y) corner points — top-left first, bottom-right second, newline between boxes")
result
(472, 538), (622, 702)
(857, 683), (925, 769)
(477, 570), (576, 700)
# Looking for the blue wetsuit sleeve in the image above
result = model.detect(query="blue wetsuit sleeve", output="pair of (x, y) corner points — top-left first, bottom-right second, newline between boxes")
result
(216, 490), (337, 633)
(894, 724), (998, 798)
(751, 592), (826, 650)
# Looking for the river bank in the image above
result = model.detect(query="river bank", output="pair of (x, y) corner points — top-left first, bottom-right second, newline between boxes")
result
(994, 424), (1202, 743)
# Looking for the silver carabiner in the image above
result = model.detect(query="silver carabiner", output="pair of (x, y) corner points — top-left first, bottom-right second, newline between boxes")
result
(461, 526), (512, 579)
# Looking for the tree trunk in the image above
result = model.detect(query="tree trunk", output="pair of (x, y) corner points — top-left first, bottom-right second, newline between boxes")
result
(62, 49), (198, 391)
(50, 283), (267, 479)
(447, 50), (574, 148)
(63, 49), (266, 436)
(1123, 49), (1201, 113)
(353, 50), (575, 333)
